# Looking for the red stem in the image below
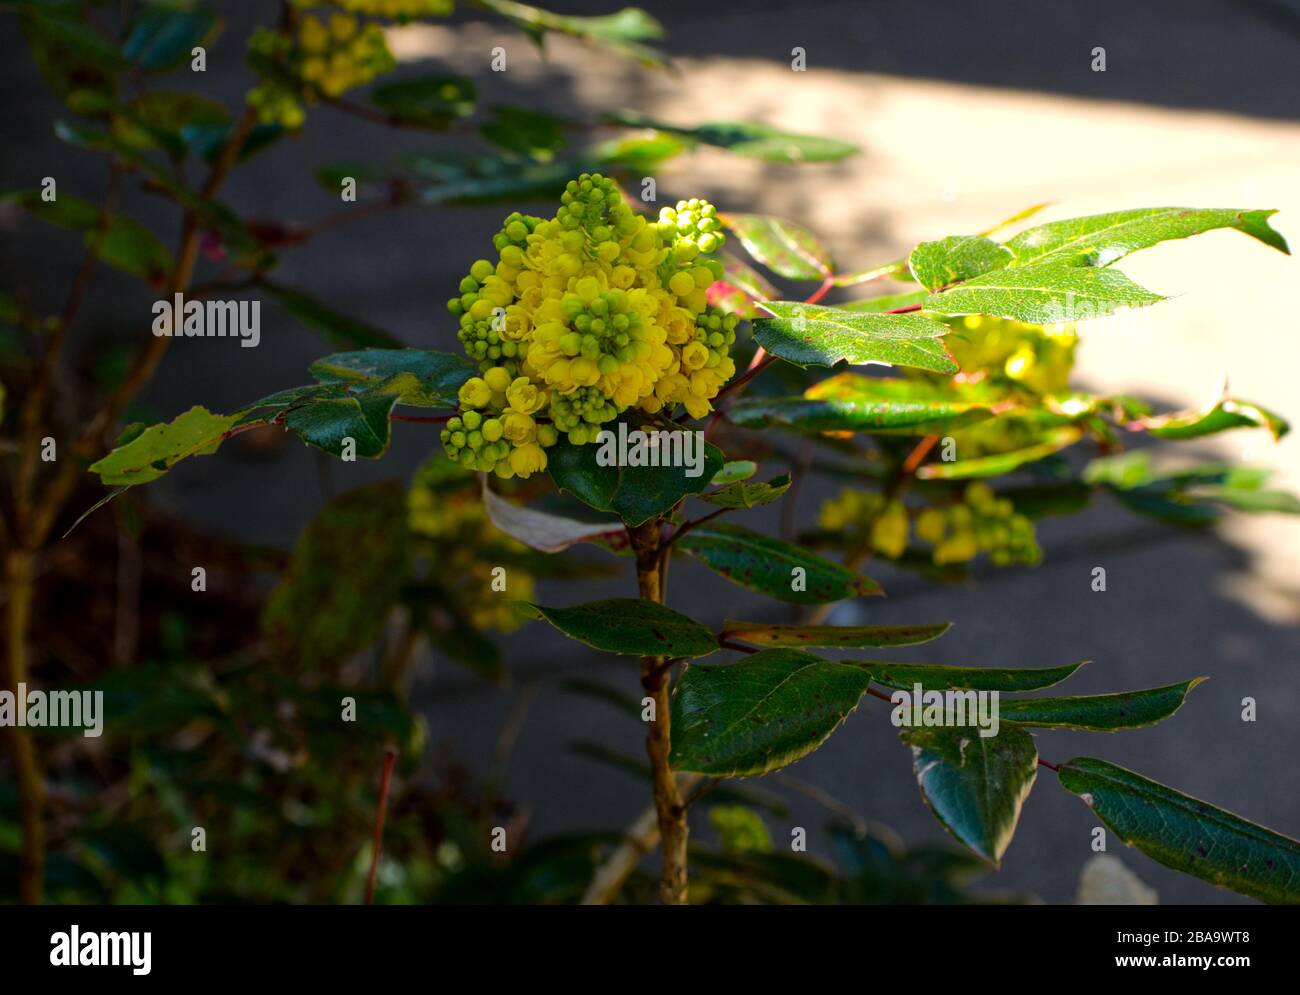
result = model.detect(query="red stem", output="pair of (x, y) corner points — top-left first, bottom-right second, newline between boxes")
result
(365, 748), (397, 905)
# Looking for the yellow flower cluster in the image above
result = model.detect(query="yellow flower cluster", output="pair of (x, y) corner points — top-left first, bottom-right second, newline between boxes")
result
(945, 314), (1076, 396)
(442, 173), (738, 479)
(818, 482), (1040, 568)
(408, 457), (533, 631)
(247, 13), (397, 128)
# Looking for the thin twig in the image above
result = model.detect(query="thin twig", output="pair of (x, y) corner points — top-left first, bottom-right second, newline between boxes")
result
(365, 748), (398, 905)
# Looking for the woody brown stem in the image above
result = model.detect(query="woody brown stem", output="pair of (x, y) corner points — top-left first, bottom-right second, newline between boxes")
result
(631, 519), (689, 905)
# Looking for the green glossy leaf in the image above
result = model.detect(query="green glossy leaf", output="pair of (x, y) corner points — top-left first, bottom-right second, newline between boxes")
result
(546, 427), (724, 526)
(722, 621), (951, 649)
(262, 482), (410, 670)
(264, 283), (405, 351)
(477, 0), (666, 67)
(97, 215), (173, 280)
(924, 262), (1163, 324)
(283, 391), (397, 458)
(754, 302), (956, 373)
(19, 6), (125, 103)
(841, 289), (928, 312)
(89, 405), (234, 485)
(123, 4), (217, 71)
(917, 426), (1083, 479)
(866, 660), (1086, 692)
(903, 724), (1038, 865)
(371, 75), (475, 127)
(518, 598), (717, 657)
(1191, 485), (1300, 515)
(711, 460), (758, 485)
(1006, 207), (1289, 268)
(999, 678), (1206, 730)
(721, 214), (834, 280)
(669, 649), (875, 776)
(908, 235), (1013, 291)
(606, 111), (858, 164)
(678, 521), (881, 604)
(730, 375), (995, 434)
(1058, 757), (1300, 904)
(480, 106), (570, 159)
(1141, 398), (1289, 441)
(307, 347), (476, 406)
(697, 473), (791, 509)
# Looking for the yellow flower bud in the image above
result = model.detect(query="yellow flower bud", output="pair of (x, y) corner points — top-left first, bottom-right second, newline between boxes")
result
(483, 367), (512, 392)
(458, 377), (492, 409)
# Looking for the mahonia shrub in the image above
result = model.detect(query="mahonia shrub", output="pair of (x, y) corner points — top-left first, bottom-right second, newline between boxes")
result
(9, 0), (1300, 909)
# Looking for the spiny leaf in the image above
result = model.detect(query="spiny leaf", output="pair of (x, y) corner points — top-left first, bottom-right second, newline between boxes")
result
(722, 621), (951, 649)
(1005, 207), (1289, 268)
(89, 406), (234, 485)
(678, 521), (882, 604)
(371, 75), (475, 127)
(306, 347), (476, 406)
(547, 426), (723, 526)
(753, 302), (956, 373)
(866, 660), (1087, 692)
(283, 391), (397, 459)
(917, 426), (1083, 479)
(924, 262), (1163, 324)
(606, 111), (858, 164)
(998, 679), (1206, 730)
(720, 214), (834, 280)
(670, 649), (875, 776)
(518, 598), (718, 658)
(1140, 397), (1289, 441)
(697, 473), (792, 509)
(908, 235), (1013, 291)
(903, 724), (1038, 865)
(730, 375), (996, 435)
(1058, 757), (1300, 904)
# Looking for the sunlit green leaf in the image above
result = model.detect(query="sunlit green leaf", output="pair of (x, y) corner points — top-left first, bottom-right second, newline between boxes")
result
(721, 214), (834, 280)
(908, 235), (1013, 291)
(754, 302), (956, 373)
(925, 262), (1163, 324)
(998, 679), (1206, 730)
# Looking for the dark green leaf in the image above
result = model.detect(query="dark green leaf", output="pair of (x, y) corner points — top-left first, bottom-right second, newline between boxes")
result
(371, 75), (475, 127)
(903, 724), (1038, 865)
(866, 660), (1086, 692)
(730, 375), (995, 434)
(546, 426), (724, 526)
(606, 111), (858, 164)
(518, 598), (718, 657)
(925, 262), (1163, 324)
(678, 521), (882, 604)
(908, 235), (1013, 291)
(999, 678), (1206, 730)
(123, 4), (217, 71)
(476, 0), (666, 67)
(753, 302), (956, 373)
(722, 621), (951, 649)
(1005, 207), (1289, 268)
(306, 346), (476, 406)
(670, 649), (875, 776)
(479, 106), (570, 159)
(262, 482), (411, 669)
(282, 391), (397, 458)
(721, 214), (834, 280)
(697, 473), (791, 509)
(1058, 757), (1300, 904)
